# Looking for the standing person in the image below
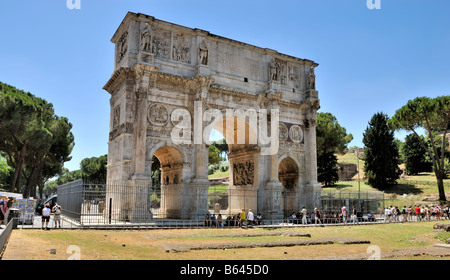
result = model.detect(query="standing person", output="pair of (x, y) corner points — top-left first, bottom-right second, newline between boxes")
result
(401, 206), (407, 222)
(52, 203), (62, 228)
(247, 209), (255, 226)
(415, 205), (421, 221)
(314, 208), (322, 225)
(0, 196), (8, 228)
(239, 208), (246, 226)
(395, 207), (400, 222)
(301, 207), (308, 225)
(384, 207), (389, 222)
(41, 204), (51, 230)
(340, 206), (348, 225)
(352, 206), (359, 224)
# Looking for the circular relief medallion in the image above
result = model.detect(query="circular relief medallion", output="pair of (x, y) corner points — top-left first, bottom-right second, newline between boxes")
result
(147, 103), (169, 126)
(279, 123), (288, 141)
(289, 125), (304, 143)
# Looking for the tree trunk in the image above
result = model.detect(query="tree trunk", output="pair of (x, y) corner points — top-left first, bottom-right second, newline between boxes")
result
(437, 176), (447, 202)
(11, 141), (27, 192)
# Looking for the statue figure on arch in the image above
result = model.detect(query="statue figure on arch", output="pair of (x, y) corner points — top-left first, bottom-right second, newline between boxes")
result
(307, 66), (316, 90)
(140, 23), (153, 53)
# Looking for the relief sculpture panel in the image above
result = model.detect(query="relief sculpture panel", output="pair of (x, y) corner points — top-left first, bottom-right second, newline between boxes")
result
(233, 161), (255, 186)
(172, 34), (191, 64)
(147, 103), (169, 126)
(152, 29), (171, 59)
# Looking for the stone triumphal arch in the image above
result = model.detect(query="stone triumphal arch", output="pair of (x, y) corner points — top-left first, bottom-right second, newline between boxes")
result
(103, 12), (321, 220)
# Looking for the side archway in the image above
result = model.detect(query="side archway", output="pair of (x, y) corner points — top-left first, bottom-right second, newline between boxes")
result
(278, 156), (300, 216)
(147, 141), (188, 218)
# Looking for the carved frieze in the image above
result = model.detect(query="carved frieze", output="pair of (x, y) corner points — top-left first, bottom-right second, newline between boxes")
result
(269, 58), (287, 85)
(172, 34), (191, 64)
(279, 122), (304, 144)
(113, 105), (121, 129)
(109, 122), (134, 141)
(273, 191), (282, 211)
(147, 125), (173, 138)
(288, 64), (302, 89)
(279, 123), (288, 141)
(152, 29), (170, 59)
(147, 103), (169, 126)
(117, 31), (128, 62)
(233, 161), (255, 186)
(289, 125), (304, 143)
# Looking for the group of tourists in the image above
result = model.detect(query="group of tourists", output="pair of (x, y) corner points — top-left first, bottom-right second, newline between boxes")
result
(0, 195), (9, 228)
(286, 206), (375, 225)
(383, 204), (450, 222)
(204, 208), (263, 228)
(203, 203), (450, 228)
(40, 203), (63, 230)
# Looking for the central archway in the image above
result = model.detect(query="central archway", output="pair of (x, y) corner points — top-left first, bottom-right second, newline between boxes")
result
(209, 114), (259, 216)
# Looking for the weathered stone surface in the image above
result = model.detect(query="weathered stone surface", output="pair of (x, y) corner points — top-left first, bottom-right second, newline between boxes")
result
(104, 12), (321, 220)
(162, 237), (370, 253)
(433, 223), (450, 232)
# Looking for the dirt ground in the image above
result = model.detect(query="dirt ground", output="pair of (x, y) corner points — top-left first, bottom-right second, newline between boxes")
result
(3, 223), (450, 260)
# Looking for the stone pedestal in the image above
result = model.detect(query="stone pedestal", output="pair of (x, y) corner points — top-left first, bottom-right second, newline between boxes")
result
(196, 64), (210, 76)
(263, 180), (284, 220)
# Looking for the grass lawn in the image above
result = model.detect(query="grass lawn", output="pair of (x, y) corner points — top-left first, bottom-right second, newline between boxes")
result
(208, 169), (229, 179)
(3, 221), (450, 260)
(207, 154), (450, 208)
(333, 153), (450, 208)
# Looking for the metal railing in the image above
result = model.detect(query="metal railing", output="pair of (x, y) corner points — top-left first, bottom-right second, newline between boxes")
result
(53, 180), (386, 228)
(0, 220), (13, 259)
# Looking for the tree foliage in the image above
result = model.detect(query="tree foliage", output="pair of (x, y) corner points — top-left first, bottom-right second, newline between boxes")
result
(80, 155), (108, 183)
(402, 133), (432, 175)
(316, 112), (353, 186)
(0, 82), (75, 197)
(363, 112), (402, 189)
(208, 144), (221, 165)
(0, 156), (12, 190)
(389, 96), (450, 201)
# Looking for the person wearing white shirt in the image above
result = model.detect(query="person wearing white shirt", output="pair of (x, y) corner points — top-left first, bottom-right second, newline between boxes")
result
(247, 209), (254, 225)
(301, 207), (308, 225)
(41, 203), (51, 230)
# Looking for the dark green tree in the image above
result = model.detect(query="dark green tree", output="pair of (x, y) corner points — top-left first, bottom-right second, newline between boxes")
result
(151, 155), (161, 191)
(402, 133), (432, 175)
(316, 112), (353, 186)
(363, 112), (402, 189)
(317, 151), (339, 186)
(208, 144), (221, 165)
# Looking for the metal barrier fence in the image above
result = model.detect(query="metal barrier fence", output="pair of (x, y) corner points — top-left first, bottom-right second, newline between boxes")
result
(321, 190), (385, 214)
(0, 220), (13, 259)
(55, 180), (385, 228)
(7, 209), (450, 230)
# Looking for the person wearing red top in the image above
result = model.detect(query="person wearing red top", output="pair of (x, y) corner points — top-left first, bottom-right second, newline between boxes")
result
(415, 205), (421, 221)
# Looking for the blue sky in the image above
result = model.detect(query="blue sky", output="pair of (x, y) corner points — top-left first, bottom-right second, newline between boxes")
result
(0, 0), (449, 171)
